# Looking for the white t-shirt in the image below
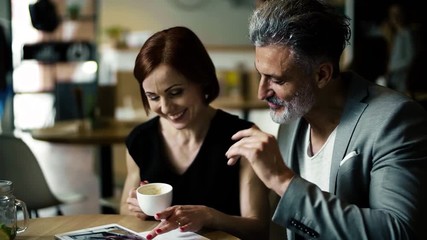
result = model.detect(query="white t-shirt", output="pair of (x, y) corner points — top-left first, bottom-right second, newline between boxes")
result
(298, 125), (336, 192)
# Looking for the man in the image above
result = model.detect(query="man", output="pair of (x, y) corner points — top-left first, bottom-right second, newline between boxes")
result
(226, 0), (427, 239)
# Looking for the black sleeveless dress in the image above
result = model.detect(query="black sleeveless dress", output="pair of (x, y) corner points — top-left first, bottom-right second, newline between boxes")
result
(126, 110), (254, 216)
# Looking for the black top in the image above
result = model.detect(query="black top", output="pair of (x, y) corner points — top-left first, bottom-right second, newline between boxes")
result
(126, 109), (254, 216)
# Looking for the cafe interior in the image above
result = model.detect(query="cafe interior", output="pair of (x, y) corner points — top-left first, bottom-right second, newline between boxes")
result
(0, 0), (426, 238)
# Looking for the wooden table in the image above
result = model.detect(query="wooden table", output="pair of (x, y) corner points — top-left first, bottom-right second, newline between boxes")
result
(16, 214), (239, 240)
(30, 118), (142, 213)
(29, 118), (140, 145)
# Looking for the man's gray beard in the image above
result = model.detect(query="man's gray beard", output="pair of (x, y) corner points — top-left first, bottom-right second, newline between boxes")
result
(269, 83), (315, 124)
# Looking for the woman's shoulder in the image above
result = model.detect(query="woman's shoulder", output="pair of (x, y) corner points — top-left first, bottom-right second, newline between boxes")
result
(131, 116), (158, 132)
(214, 109), (254, 130)
(126, 116), (159, 143)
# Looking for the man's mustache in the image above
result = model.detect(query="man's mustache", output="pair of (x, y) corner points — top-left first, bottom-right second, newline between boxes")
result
(266, 96), (284, 106)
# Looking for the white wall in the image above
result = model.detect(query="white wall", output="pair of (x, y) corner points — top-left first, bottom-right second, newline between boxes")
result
(99, 0), (255, 46)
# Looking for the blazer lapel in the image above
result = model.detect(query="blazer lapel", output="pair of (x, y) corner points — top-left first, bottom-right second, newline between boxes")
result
(329, 73), (369, 192)
(278, 118), (307, 175)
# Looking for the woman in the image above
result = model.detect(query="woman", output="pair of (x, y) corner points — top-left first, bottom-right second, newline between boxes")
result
(120, 26), (270, 240)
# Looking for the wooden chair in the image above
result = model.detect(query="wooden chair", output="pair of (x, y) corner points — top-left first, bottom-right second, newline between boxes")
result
(0, 133), (85, 218)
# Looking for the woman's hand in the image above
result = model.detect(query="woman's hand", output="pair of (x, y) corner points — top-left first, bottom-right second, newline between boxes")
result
(145, 205), (213, 240)
(125, 181), (149, 220)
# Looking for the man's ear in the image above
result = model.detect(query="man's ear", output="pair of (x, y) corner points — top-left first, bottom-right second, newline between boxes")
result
(316, 62), (333, 89)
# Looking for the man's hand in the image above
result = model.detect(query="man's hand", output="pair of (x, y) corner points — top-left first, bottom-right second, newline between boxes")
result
(226, 126), (294, 196)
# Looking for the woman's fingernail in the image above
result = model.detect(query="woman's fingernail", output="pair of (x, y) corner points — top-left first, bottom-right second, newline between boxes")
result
(155, 228), (162, 234)
(146, 234), (153, 240)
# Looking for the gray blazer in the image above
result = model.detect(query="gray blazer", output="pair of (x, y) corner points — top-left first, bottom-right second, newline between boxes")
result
(273, 72), (427, 240)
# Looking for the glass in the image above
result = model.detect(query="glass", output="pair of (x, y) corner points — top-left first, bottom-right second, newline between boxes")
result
(0, 180), (29, 240)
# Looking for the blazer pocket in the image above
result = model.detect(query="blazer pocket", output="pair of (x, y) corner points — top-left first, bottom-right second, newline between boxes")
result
(340, 150), (358, 166)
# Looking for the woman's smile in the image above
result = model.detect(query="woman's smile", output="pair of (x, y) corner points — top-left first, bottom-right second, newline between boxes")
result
(167, 109), (187, 121)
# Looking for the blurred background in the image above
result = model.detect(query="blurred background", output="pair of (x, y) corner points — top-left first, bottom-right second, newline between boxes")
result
(1, 0), (425, 217)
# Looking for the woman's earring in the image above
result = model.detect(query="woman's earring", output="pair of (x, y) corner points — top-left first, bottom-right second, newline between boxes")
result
(205, 94), (208, 99)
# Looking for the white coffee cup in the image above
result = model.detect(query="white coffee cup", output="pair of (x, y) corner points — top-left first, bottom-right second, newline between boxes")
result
(136, 183), (173, 216)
